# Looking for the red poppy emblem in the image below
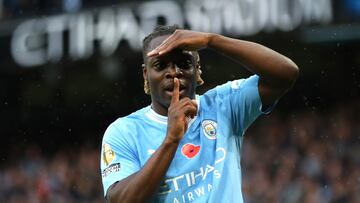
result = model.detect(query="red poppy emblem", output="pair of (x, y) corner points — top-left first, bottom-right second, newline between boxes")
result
(181, 143), (200, 159)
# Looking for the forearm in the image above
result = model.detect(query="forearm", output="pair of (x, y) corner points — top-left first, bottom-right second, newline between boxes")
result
(207, 34), (299, 87)
(108, 138), (179, 203)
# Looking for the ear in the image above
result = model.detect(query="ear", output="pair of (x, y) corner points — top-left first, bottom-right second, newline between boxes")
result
(196, 63), (201, 70)
(142, 64), (147, 80)
(193, 51), (201, 66)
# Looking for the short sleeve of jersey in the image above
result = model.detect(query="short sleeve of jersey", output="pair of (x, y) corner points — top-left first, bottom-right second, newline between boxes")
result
(100, 122), (140, 197)
(213, 75), (275, 135)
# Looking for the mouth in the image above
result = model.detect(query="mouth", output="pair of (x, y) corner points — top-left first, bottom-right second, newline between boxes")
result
(165, 89), (186, 96)
(164, 83), (187, 96)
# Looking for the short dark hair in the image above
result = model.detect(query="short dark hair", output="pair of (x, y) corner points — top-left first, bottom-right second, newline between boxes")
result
(142, 24), (179, 59)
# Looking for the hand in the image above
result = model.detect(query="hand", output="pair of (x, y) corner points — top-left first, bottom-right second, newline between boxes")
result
(166, 78), (198, 143)
(147, 30), (211, 57)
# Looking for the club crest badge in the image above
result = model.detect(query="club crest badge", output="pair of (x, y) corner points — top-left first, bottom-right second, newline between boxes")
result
(102, 143), (115, 166)
(202, 120), (217, 140)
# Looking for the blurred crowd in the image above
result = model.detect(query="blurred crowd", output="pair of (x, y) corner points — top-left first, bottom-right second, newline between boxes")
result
(1, 101), (360, 203)
(243, 101), (360, 203)
(0, 145), (102, 203)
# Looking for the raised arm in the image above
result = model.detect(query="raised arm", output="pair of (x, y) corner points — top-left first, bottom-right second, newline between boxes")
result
(148, 30), (299, 106)
(207, 34), (299, 106)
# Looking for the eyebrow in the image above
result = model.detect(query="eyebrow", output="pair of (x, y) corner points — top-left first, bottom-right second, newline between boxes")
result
(148, 56), (161, 65)
(147, 50), (195, 64)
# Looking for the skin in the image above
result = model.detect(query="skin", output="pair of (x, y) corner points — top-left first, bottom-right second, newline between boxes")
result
(143, 34), (199, 116)
(107, 30), (299, 203)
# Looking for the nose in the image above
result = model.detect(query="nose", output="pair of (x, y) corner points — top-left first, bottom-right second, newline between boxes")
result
(165, 63), (183, 79)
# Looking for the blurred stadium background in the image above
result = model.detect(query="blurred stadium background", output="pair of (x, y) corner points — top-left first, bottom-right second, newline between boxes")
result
(0, 0), (360, 202)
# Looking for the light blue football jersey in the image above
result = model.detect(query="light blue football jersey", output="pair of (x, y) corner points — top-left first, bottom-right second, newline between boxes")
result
(100, 75), (272, 203)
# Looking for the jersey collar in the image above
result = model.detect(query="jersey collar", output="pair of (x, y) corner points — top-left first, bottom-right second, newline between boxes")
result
(145, 95), (200, 126)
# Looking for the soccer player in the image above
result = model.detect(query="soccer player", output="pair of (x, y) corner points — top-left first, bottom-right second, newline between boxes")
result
(100, 25), (299, 203)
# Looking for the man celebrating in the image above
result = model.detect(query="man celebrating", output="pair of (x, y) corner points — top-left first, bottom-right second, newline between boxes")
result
(100, 25), (298, 203)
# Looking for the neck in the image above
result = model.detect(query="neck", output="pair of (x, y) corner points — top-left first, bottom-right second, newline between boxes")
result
(151, 102), (168, 116)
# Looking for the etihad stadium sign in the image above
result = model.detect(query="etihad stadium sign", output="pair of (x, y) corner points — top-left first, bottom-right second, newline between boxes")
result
(10, 0), (332, 67)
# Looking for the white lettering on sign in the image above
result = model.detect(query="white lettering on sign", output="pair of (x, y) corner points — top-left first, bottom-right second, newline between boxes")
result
(10, 0), (332, 67)
(185, 0), (332, 35)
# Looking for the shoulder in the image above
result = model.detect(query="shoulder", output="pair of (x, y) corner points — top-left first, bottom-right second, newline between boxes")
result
(200, 75), (259, 101)
(103, 106), (151, 142)
(215, 75), (259, 92)
(113, 105), (150, 127)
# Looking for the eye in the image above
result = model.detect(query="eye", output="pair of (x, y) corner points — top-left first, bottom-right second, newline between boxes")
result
(152, 61), (168, 71)
(176, 59), (193, 70)
(153, 62), (160, 69)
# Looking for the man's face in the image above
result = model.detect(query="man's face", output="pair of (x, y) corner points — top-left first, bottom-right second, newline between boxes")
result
(143, 35), (198, 110)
